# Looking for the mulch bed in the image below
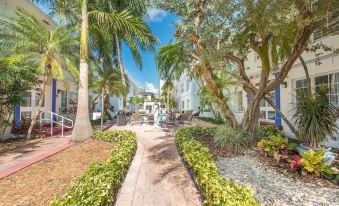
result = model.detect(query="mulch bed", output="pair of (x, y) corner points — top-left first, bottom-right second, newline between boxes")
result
(0, 137), (45, 155)
(0, 139), (115, 206)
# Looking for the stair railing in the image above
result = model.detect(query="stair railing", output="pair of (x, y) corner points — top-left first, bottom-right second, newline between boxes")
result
(39, 111), (74, 137)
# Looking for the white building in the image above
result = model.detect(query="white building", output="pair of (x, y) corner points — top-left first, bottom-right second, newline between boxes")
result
(170, 71), (201, 113)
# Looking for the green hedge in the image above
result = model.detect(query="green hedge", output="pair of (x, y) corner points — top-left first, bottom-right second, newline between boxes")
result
(197, 116), (225, 125)
(51, 130), (137, 206)
(176, 126), (259, 206)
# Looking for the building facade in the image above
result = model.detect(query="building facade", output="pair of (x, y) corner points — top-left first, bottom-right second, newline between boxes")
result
(171, 71), (201, 113)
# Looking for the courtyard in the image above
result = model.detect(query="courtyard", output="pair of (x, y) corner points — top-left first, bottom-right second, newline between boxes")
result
(0, 0), (339, 205)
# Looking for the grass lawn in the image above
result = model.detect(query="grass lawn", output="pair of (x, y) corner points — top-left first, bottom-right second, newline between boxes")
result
(0, 140), (115, 206)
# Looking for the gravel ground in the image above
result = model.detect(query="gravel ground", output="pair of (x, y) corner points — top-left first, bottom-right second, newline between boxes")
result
(216, 154), (339, 206)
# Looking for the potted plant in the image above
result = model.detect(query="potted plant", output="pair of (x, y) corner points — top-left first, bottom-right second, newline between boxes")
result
(292, 85), (337, 164)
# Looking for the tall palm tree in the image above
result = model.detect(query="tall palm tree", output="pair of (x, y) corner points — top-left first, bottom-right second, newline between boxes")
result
(36, 0), (157, 141)
(103, 0), (157, 111)
(89, 60), (128, 119)
(0, 8), (78, 139)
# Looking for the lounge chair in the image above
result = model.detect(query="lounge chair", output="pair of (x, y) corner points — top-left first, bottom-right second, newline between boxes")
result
(178, 110), (193, 124)
(129, 113), (142, 125)
(146, 114), (154, 125)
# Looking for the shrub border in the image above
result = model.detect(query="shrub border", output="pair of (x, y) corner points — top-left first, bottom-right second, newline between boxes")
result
(175, 126), (259, 206)
(51, 130), (137, 206)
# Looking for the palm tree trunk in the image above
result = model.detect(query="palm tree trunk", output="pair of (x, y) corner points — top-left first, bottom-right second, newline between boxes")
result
(166, 87), (170, 109)
(299, 56), (312, 97)
(71, 0), (93, 141)
(27, 69), (50, 139)
(114, 35), (127, 112)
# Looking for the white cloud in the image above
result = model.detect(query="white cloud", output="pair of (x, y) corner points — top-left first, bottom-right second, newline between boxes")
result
(145, 81), (159, 94)
(147, 8), (167, 22)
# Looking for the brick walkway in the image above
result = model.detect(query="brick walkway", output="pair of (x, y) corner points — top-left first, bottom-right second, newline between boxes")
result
(0, 137), (73, 179)
(113, 124), (202, 206)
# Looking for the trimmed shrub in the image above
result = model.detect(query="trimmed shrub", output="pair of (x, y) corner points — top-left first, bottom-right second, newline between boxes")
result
(213, 125), (250, 152)
(176, 127), (259, 206)
(256, 125), (280, 140)
(51, 130), (137, 206)
(197, 116), (225, 125)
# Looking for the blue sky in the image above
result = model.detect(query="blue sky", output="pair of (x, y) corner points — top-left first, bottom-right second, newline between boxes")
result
(37, 4), (178, 94)
(122, 10), (178, 93)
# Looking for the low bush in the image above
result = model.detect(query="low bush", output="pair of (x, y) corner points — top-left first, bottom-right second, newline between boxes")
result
(196, 116), (225, 125)
(257, 134), (296, 157)
(213, 125), (250, 152)
(51, 130), (137, 206)
(300, 150), (336, 177)
(176, 127), (259, 206)
(256, 125), (280, 140)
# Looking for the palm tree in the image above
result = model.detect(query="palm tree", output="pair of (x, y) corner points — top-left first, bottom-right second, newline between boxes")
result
(0, 8), (78, 139)
(36, 0), (157, 141)
(89, 60), (127, 119)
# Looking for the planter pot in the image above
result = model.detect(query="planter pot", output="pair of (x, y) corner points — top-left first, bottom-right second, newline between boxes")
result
(297, 143), (337, 165)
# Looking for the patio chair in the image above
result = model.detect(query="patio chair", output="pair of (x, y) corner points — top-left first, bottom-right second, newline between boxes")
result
(129, 113), (142, 125)
(165, 110), (176, 125)
(146, 114), (154, 125)
(178, 110), (193, 124)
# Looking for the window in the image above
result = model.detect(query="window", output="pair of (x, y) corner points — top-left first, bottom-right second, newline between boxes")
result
(187, 99), (190, 110)
(181, 84), (184, 93)
(21, 94), (31, 107)
(60, 91), (67, 114)
(313, 5), (339, 41)
(186, 81), (190, 92)
(260, 92), (275, 107)
(181, 101), (185, 111)
(35, 88), (44, 107)
(260, 111), (266, 119)
(315, 73), (339, 107)
(229, 91), (243, 112)
(295, 79), (308, 95)
(21, 111), (31, 121)
(268, 111), (276, 120)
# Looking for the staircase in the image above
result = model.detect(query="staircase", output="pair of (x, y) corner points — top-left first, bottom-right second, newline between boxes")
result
(37, 111), (74, 138)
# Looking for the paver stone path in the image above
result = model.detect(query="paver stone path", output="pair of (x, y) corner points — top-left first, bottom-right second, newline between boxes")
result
(113, 124), (202, 206)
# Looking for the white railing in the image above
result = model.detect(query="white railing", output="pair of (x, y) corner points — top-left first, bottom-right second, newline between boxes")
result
(39, 111), (74, 138)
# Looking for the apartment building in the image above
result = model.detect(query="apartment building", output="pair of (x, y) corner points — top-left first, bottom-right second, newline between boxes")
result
(171, 71), (201, 113)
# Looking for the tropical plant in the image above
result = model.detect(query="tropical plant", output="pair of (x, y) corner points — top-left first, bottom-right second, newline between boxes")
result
(289, 155), (303, 172)
(292, 85), (337, 148)
(0, 8), (78, 139)
(213, 125), (250, 152)
(155, 0), (338, 135)
(108, 0), (157, 111)
(129, 96), (145, 105)
(300, 150), (336, 177)
(89, 62), (127, 119)
(256, 125), (280, 140)
(257, 134), (289, 156)
(0, 55), (38, 138)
